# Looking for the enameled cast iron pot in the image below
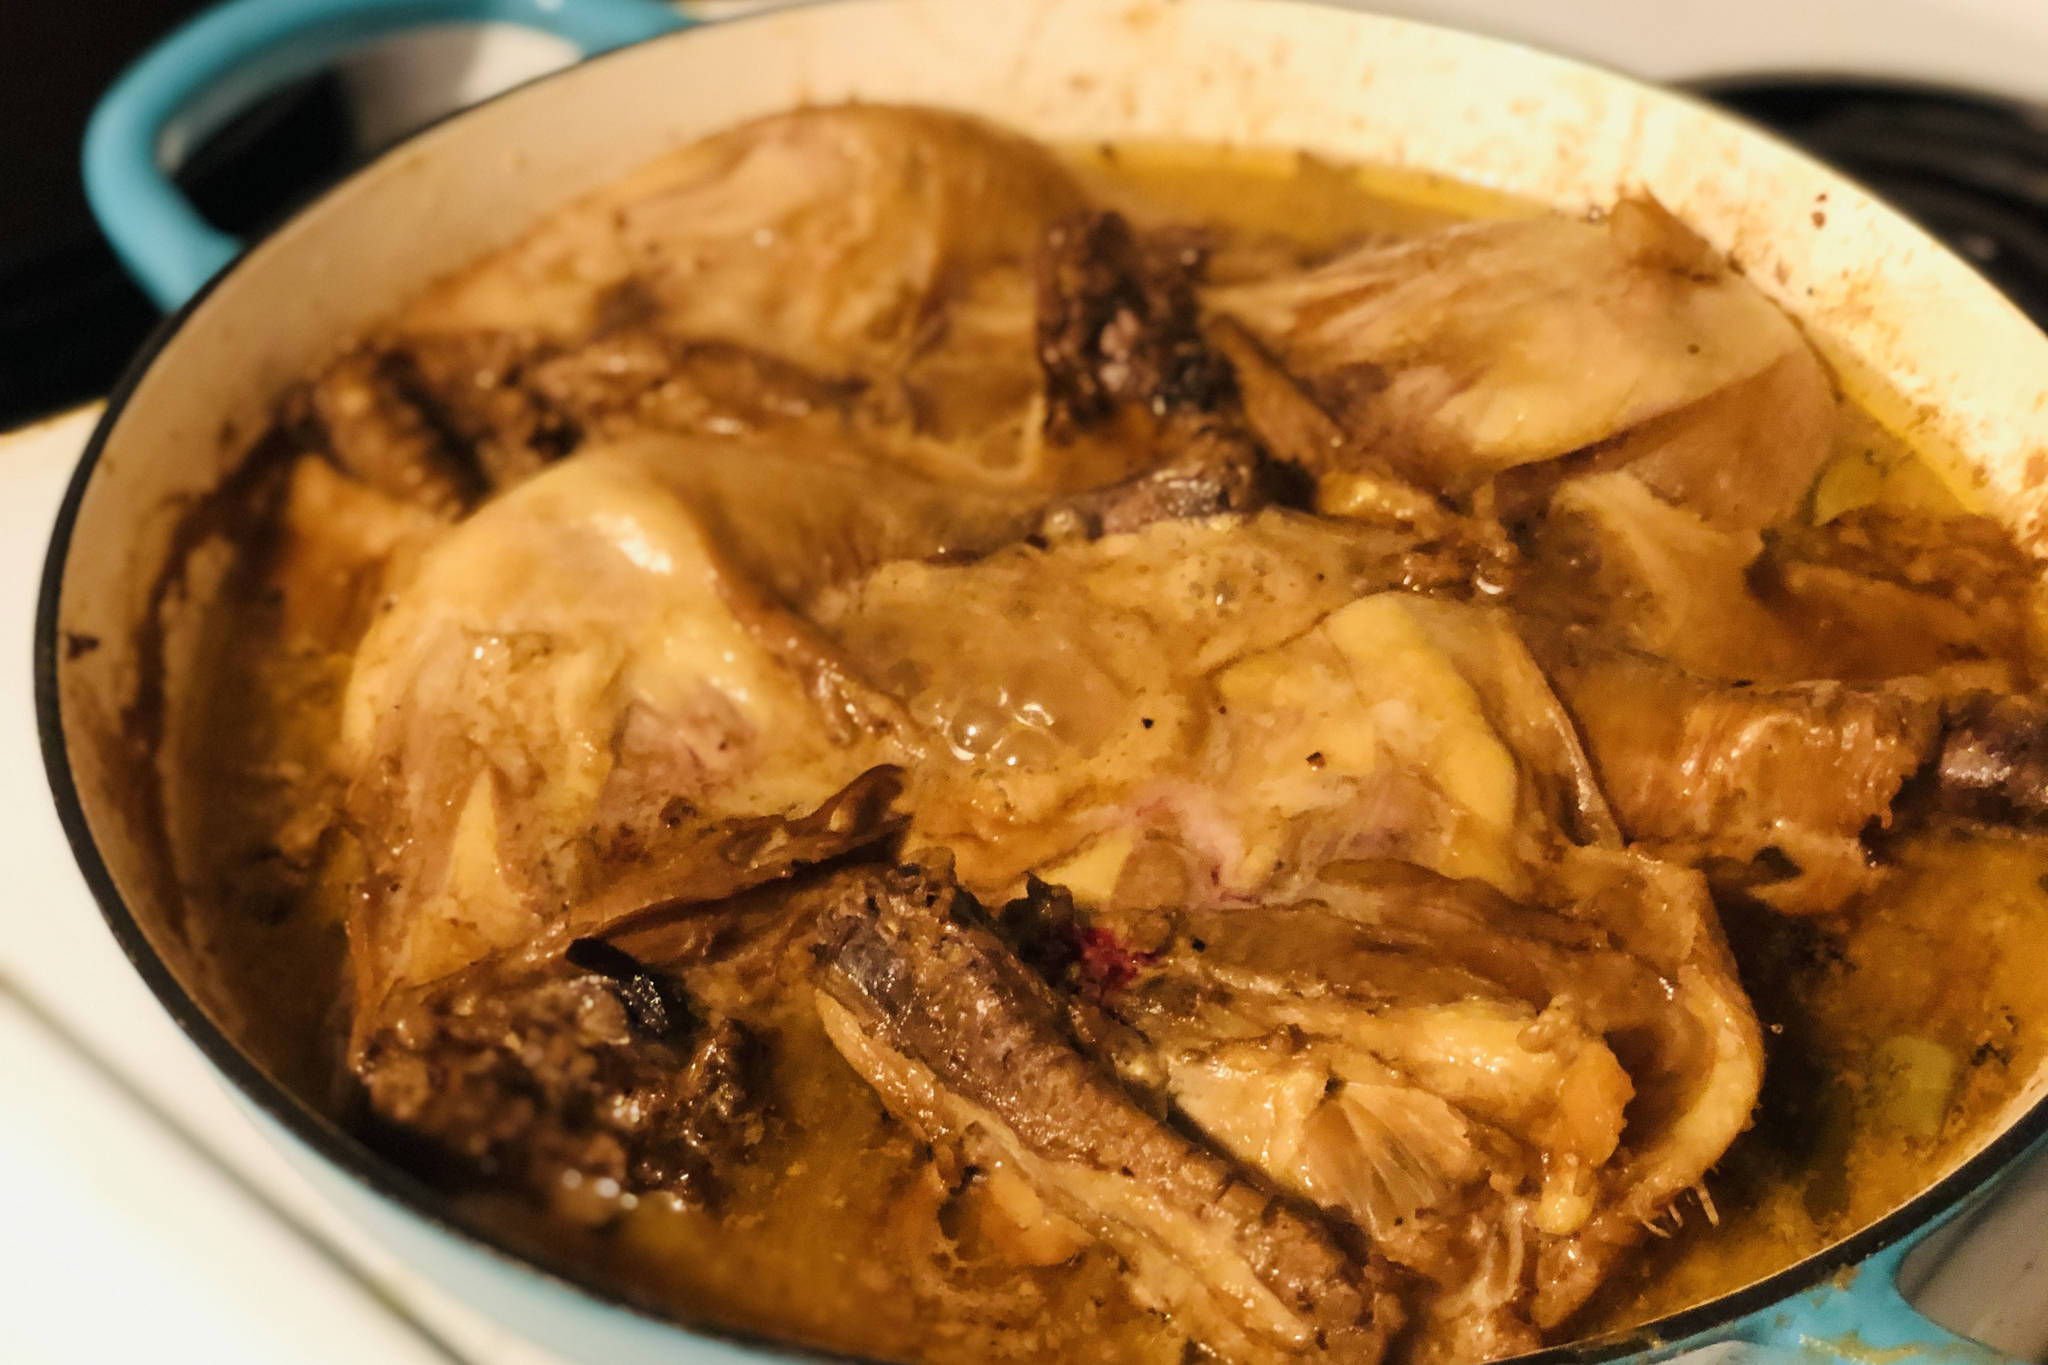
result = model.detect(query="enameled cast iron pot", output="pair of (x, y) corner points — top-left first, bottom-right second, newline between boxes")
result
(40, 1), (2048, 1361)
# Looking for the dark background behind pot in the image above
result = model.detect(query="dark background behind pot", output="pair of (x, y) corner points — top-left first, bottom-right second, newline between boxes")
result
(2, 3), (2044, 430)
(0, 0), (361, 428)
(4, 2), (203, 427)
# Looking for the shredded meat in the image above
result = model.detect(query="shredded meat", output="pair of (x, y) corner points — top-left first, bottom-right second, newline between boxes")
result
(288, 346), (486, 515)
(1036, 422), (1270, 539)
(358, 960), (764, 1212)
(1036, 211), (1236, 438)
(1929, 691), (2048, 826)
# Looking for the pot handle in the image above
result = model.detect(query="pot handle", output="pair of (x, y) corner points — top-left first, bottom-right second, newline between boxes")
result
(1728, 1210), (2026, 1365)
(83, 0), (690, 310)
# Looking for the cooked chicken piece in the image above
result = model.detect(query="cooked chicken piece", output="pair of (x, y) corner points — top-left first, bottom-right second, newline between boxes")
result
(403, 105), (1086, 487)
(1600, 346), (1835, 534)
(290, 346), (485, 516)
(1518, 471), (1790, 677)
(1005, 855), (1759, 1361)
(1530, 845), (1764, 1317)
(814, 864), (1403, 1364)
(335, 408), (1388, 1034)
(412, 105), (1079, 363)
(1521, 472), (2048, 884)
(810, 514), (1534, 900)
(1526, 471), (2037, 687)
(357, 953), (765, 1213)
(1206, 198), (1810, 499)
(1528, 626), (1942, 913)
(1493, 346), (1835, 536)
(336, 446), (921, 1033)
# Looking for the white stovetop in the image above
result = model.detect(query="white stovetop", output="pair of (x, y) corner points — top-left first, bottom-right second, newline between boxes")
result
(0, 408), (564, 1365)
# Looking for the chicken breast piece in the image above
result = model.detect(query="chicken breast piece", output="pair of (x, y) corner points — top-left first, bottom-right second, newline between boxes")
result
(809, 511), (1540, 901)
(336, 444), (907, 1032)
(1206, 198), (1811, 500)
(398, 104), (1089, 487)
(411, 105), (1080, 363)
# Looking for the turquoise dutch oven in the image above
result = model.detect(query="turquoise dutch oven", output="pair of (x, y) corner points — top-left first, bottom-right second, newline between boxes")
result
(40, 0), (2048, 1362)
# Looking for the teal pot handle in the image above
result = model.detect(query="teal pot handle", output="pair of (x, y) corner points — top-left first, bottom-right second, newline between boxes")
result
(1732, 1186), (2033, 1364)
(83, 0), (691, 309)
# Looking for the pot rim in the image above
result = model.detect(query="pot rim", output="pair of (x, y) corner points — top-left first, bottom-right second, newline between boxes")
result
(35, 3), (2048, 1360)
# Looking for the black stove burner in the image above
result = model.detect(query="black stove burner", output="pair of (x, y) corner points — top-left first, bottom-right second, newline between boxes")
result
(2, 74), (2046, 430)
(1693, 78), (2048, 328)
(0, 71), (358, 431)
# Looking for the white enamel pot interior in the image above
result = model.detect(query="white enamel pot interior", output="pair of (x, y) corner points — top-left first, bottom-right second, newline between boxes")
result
(36, 2), (2048, 1363)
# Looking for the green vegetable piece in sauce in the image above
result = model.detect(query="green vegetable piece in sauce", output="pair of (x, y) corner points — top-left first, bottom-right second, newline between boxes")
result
(1867, 1035), (1962, 1140)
